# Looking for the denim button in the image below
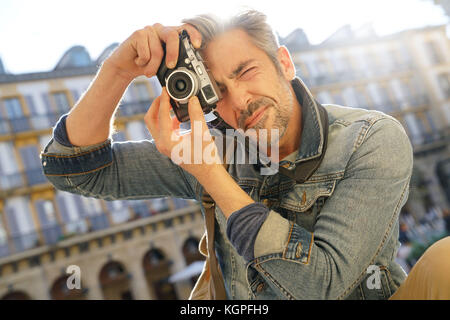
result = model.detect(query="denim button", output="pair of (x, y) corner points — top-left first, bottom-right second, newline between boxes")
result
(296, 242), (303, 259)
(256, 283), (265, 293)
(301, 191), (307, 206)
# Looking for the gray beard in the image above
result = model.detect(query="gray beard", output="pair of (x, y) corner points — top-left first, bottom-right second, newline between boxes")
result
(240, 80), (293, 147)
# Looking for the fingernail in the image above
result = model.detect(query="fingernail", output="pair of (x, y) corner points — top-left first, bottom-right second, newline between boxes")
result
(194, 39), (201, 48)
(167, 61), (175, 69)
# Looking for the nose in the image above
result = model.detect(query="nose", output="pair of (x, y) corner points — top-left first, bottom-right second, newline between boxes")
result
(228, 82), (252, 114)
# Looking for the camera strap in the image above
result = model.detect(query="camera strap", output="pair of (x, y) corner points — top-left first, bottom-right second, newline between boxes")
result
(198, 135), (234, 300)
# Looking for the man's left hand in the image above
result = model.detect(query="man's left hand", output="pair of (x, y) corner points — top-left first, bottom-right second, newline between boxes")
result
(144, 88), (222, 181)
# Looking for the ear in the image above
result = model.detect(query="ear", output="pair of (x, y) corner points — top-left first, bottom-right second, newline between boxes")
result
(276, 46), (296, 80)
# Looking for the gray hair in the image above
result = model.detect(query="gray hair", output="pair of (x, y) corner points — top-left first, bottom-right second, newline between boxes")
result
(182, 10), (282, 73)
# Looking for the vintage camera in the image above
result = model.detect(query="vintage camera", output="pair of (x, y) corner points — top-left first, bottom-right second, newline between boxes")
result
(156, 30), (222, 123)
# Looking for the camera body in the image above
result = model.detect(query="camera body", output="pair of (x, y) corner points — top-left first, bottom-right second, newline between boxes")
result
(156, 30), (222, 122)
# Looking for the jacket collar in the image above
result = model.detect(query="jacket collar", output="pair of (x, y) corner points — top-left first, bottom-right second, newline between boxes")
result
(291, 77), (327, 164)
(276, 78), (329, 183)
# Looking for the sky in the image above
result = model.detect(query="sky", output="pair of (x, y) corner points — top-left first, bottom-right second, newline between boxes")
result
(0, 0), (448, 74)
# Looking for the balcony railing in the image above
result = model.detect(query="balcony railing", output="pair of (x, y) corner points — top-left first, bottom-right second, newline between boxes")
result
(24, 168), (48, 186)
(0, 102), (156, 136)
(0, 112), (63, 135)
(0, 212), (112, 258)
(0, 168), (48, 192)
(301, 62), (414, 88)
(0, 202), (197, 259)
(0, 172), (25, 190)
(119, 100), (153, 117)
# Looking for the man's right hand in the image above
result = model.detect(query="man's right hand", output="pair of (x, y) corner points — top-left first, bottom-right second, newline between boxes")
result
(104, 23), (203, 83)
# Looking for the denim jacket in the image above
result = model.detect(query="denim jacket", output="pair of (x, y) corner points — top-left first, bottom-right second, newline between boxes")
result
(41, 77), (413, 300)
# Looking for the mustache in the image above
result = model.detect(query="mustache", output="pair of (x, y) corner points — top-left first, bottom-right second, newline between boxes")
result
(238, 97), (275, 128)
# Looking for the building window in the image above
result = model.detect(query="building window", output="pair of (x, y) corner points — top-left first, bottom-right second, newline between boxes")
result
(403, 113), (424, 145)
(119, 83), (151, 116)
(316, 91), (333, 105)
(51, 92), (70, 114)
(5, 197), (38, 253)
(2, 98), (30, 132)
(55, 191), (88, 235)
(330, 51), (352, 75)
(18, 145), (47, 186)
(342, 87), (359, 107)
(105, 201), (131, 224)
(126, 121), (151, 141)
(390, 79), (411, 110)
(331, 91), (345, 106)
(424, 40), (444, 65)
(26, 95), (55, 130)
(0, 142), (23, 190)
(80, 197), (109, 231)
(437, 73), (450, 100)
(133, 83), (151, 101)
(0, 103), (10, 134)
(367, 83), (384, 109)
(0, 212), (8, 257)
(35, 200), (62, 245)
(112, 130), (127, 142)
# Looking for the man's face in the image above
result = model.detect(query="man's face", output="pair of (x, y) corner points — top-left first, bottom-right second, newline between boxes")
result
(203, 29), (295, 146)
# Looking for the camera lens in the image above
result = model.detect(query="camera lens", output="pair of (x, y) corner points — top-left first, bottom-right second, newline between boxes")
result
(175, 79), (186, 91)
(166, 69), (198, 102)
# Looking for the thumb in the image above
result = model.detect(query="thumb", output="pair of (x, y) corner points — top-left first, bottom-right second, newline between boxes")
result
(188, 96), (206, 125)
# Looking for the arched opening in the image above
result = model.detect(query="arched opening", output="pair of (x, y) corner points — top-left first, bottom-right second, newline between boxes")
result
(99, 261), (133, 300)
(182, 237), (204, 286)
(50, 275), (86, 300)
(1, 290), (31, 300)
(142, 248), (177, 300)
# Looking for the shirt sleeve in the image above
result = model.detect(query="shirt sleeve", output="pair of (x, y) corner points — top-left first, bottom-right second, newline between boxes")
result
(226, 202), (270, 262)
(41, 116), (201, 201)
(53, 113), (73, 147)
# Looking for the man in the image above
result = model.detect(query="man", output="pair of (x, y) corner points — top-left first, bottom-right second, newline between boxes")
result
(41, 10), (450, 299)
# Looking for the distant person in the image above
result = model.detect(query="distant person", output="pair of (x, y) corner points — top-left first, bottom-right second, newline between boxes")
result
(443, 209), (450, 235)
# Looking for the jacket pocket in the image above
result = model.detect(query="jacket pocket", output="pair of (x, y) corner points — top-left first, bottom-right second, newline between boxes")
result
(279, 179), (336, 213)
(358, 265), (394, 300)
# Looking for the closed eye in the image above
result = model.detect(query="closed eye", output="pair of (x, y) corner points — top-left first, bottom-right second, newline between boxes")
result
(239, 67), (257, 80)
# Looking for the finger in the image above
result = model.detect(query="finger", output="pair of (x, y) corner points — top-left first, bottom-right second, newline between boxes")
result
(178, 24), (202, 48)
(144, 95), (161, 141)
(188, 96), (207, 131)
(158, 88), (174, 137)
(133, 34), (151, 67)
(144, 26), (164, 77)
(172, 114), (181, 131)
(153, 24), (179, 69)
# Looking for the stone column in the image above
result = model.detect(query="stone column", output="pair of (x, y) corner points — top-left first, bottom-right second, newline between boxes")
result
(127, 256), (151, 300)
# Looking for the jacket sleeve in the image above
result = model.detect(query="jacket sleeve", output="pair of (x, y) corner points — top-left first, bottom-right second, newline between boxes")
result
(244, 117), (413, 299)
(41, 119), (200, 201)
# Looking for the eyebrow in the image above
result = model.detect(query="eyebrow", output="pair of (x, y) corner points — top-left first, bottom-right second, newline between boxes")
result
(228, 59), (255, 79)
(215, 59), (255, 87)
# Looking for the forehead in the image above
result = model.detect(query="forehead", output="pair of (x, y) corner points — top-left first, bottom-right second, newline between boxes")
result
(203, 29), (270, 78)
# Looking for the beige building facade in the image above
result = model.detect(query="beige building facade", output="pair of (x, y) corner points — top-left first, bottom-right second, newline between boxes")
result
(0, 45), (205, 300)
